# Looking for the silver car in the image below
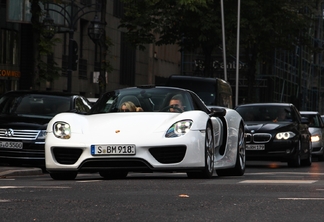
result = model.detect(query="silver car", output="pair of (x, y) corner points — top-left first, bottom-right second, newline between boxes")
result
(300, 111), (324, 161)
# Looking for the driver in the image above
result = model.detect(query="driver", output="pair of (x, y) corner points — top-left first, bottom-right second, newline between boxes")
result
(169, 94), (185, 112)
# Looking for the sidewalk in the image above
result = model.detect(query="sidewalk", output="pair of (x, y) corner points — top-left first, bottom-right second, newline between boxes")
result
(0, 166), (43, 177)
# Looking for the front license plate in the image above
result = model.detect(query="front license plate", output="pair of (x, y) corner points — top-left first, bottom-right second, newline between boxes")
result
(0, 141), (23, 149)
(91, 144), (136, 155)
(246, 144), (265, 150)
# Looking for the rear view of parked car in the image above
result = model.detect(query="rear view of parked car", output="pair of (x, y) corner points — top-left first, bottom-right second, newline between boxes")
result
(300, 111), (324, 161)
(0, 90), (92, 167)
(165, 75), (233, 108)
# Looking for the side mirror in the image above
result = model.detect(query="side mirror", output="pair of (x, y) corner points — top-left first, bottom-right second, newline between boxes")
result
(209, 107), (226, 117)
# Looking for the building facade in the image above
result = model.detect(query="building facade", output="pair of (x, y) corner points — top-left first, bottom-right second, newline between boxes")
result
(0, 0), (181, 97)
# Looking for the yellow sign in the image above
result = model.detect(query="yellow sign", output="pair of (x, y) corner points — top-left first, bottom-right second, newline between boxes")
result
(0, 70), (21, 78)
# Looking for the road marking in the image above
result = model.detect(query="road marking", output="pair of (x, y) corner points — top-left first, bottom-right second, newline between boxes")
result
(245, 172), (324, 176)
(0, 199), (10, 202)
(76, 180), (102, 183)
(239, 180), (317, 184)
(0, 186), (71, 189)
(279, 198), (324, 200)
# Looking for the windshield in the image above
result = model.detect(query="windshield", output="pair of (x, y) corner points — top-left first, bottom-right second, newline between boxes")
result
(300, 114), (321, 127)
(0, 94), (71, 117)
(236, 105), (294, 122)
(90, 87), (194, 114)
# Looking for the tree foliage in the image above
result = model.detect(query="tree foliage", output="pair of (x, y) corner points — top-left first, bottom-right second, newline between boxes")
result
(119, 0), (319, 101)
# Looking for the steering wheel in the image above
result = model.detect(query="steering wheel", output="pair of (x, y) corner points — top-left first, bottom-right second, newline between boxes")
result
(159, 105), (183, 113)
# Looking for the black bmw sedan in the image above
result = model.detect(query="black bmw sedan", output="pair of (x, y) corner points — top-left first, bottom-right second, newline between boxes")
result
(235, 103), (312, 167)
(0, 90), (92, 167)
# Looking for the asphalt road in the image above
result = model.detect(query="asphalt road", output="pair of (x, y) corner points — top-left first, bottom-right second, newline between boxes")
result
(1, 160), (324, 222)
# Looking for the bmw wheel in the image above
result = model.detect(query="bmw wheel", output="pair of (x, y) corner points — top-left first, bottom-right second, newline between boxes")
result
(301, 141), (312, 166)
(288, 140), (301, 167)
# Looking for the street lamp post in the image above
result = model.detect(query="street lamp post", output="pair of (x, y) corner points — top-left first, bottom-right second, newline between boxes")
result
(42, 0), (102, 92)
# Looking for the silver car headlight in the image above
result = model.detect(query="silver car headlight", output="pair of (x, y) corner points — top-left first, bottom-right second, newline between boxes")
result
(165, 120), (193, 138)
(275, 131), (295, 140)
(311, 134), (320, 142)
(53, 122), (71, 139)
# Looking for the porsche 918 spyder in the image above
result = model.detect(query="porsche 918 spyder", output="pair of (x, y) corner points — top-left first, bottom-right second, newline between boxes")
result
(45, 86), (245, 180)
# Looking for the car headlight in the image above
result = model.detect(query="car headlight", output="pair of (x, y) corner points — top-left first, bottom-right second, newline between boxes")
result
(53, 122), (71, 139)
(275, 131), (295, 140)
(37, 130), (47, 140)
(165, 120), (193, 138)
(311, 134), (320, 142)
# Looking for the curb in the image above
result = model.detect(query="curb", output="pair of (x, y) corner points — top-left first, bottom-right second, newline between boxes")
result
(0, 168), (43, 177)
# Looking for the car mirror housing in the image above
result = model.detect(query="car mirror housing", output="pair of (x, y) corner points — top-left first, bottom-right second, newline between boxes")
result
(209, 107), (226, 117)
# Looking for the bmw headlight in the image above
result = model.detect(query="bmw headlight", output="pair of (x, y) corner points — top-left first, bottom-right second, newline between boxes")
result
(311, 134), (320, 142)
(166, 120), (192, 138)
(275, 131), (295, 140)
(53, 122), (71, 139)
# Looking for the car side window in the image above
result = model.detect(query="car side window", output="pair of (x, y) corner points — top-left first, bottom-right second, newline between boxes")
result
(74, 97), (91, 113)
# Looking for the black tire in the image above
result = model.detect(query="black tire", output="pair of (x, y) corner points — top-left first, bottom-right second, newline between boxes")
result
(318, 151), (324, 161)
(187, 122), (214, 179)
(216, 123), (246, 176)
(99, 171), (128, 179)
(301, 141), (312, 166)
(50, 172), (77, 180)
(288, 140), (301, 167)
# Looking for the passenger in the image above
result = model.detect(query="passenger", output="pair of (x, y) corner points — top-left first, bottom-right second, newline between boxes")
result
(244, 112), (254, 121)
(273, 109), (286, 122)
(169, 94), (185, 112)
(120, 101), (143, 112)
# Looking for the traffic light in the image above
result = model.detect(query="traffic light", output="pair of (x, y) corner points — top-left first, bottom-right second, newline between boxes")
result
(72, 40), (78, 71)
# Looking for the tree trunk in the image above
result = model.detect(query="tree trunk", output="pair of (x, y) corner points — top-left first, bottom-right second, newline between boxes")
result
(202, 45), (214, 77)
(245, 44), (257, 103)
(30, 0), (41, 89)
(98, 0), (107, 96)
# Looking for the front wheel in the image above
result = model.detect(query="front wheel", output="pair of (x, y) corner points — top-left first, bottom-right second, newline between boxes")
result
(216, 123), (246, 176)
(187, 122), (214, 179)
(301, 141), (312, 167)
(288, 140), (301, 167)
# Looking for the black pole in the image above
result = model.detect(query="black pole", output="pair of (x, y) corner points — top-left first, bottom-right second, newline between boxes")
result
(67, 31), (74, 92)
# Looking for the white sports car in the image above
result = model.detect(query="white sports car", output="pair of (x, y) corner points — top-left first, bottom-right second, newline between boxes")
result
(45, 86), (246, 180)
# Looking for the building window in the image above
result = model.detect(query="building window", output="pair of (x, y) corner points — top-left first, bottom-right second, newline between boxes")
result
(113, 0), (125, 18)
(120, 32), (135, 86)
(0, 29), (19, 65)
(79, 58), (87, 79)
(62, 55), (68, 76)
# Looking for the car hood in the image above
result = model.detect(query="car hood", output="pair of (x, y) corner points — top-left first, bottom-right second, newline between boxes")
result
(48, 111), (209, 135)
(0, 114), (51, 129)
(244, 121), (294, 133)
(308, 127), (322, 135)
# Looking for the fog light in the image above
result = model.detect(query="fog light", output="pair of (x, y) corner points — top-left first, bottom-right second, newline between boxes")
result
(286, 149), (291, 154)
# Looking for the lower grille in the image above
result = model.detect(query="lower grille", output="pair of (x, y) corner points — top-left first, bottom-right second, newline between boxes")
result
(53, 147), (83, 164)
(149, 146), (186, 163)
(79, 158), (152, 171)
